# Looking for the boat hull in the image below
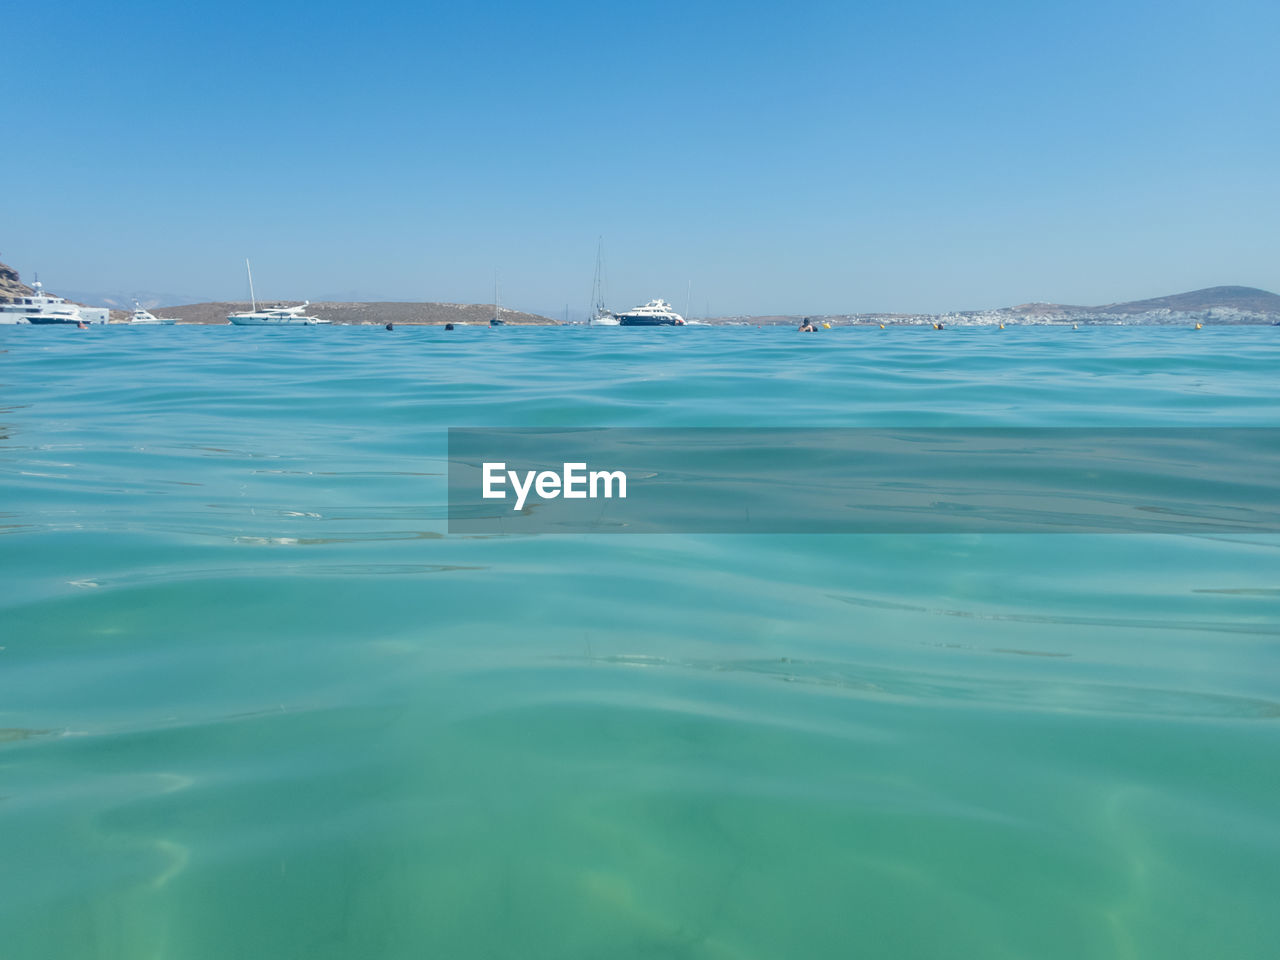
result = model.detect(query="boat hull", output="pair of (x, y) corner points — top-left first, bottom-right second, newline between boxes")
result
(26, 315), (107, 325)
(618, 316), (683, 326)
(228, 317), (329, 326)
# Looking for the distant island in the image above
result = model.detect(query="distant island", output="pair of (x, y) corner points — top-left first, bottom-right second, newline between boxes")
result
(0, 261), (556, 325)
(707, 286), (1280, 327)
(144, 301), (558, 326)
(3, 261), (1277, 326)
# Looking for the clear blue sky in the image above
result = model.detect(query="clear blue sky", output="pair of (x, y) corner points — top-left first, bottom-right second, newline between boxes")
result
(5, 0), (1278, 315)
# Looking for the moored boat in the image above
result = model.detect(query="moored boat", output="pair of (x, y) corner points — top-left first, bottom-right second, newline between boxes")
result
(227, 260), (328, 325)
(616, 298), (686, 326)
(0, 279), (109, 325)
(228, 303), (329, 326)
(588, 240), (620, 325)
(128, 300), (177, 324)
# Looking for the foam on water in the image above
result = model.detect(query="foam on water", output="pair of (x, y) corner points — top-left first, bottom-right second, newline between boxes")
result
(1, 325), (1278, 959)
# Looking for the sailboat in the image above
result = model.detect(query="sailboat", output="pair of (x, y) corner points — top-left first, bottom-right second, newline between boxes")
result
(227, 259), (329, 326)
(588, 239), (619, 325)
(489, 275), (505, 326)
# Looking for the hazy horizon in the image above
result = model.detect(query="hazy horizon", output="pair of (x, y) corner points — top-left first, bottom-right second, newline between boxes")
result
(6, 0), (1278, 315)
(28, 278), (1280, 322)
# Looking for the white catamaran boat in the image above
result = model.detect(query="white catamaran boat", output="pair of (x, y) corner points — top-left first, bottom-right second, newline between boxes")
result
(227, 260), (329, 326)
(0, 279), (109, 325)
(616, 298), (686, 326)
(128, 300), (176, 324)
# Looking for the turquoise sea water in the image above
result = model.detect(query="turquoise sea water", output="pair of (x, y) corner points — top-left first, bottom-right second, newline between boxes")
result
(2, 325), (1278, 959)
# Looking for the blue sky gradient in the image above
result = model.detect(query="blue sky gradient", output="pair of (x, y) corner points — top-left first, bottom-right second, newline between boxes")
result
(5, 0), (1278, 314)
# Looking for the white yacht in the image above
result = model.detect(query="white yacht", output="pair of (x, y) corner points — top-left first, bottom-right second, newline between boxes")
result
(616, 298), (686, 326)
(228, 302), (328, 326)
(0, 279), (109, 325)
(128, 300), (176, 325)
(227, 260), (328, 326)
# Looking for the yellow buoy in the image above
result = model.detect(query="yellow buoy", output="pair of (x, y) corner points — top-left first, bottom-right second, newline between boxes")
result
(879, 324), (885, 329)
(822, 322), (831, 329)
(1195, 323), (1203, 330)
(999, 323), (1004, 329)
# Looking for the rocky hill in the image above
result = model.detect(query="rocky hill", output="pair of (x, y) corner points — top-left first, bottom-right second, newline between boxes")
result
(0, 261), (35, 299)
(1087, 286), (1280, 315)
(150, 301), (558, 325)
(994, 286), (1280, 324)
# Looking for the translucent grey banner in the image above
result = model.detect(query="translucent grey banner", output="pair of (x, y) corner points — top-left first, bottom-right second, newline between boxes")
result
(447, 428), (1280, 534)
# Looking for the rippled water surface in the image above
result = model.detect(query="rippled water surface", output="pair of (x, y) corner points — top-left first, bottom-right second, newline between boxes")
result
(2, 325), (1278, 959)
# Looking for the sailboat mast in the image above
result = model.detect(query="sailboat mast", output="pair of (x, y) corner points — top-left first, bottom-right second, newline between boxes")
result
(245, 259), (257, 312)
